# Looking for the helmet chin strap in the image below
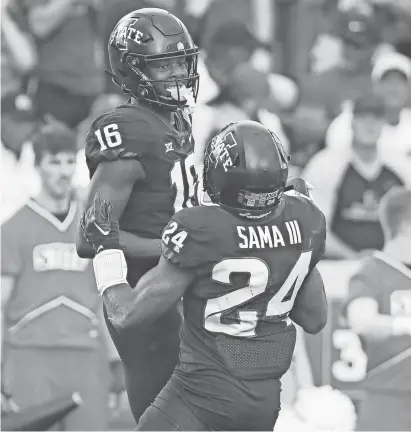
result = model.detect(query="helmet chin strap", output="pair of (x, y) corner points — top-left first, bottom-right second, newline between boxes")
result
(106, 68), (196, 112)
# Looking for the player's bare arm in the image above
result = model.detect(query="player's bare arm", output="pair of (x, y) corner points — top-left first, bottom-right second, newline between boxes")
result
(76, 159), (161, 259)
(81, 192), (193, 331)
(104, 256), (194, 330)
(289, 267), (328, 334)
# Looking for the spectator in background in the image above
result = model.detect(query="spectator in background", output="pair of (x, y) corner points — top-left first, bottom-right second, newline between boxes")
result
(1, 124), (110, 430)
(193, 63), (291, 165)
(193, 22), (296, 171)
(1, 0), (40, 221)
(14, 0), (105, 129)
(1, 0), (37, 100)
(303, 92), (410, 259)
(1, 0), (38, 158)
(299, 2), (379, 138)
(345, 187), (411, 431)
(326, 51), (411, 158)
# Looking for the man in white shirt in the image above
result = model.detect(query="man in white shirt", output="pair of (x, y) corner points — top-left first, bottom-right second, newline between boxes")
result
(325, 52), (411, 159)
(303, 91), (411, 259)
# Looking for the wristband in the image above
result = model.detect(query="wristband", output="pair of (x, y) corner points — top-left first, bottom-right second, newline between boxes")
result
(93, 249), (128, 296)
(392, 317), (411, 336)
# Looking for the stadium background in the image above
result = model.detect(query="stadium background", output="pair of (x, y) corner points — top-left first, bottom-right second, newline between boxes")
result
(2, 0), (411, 430)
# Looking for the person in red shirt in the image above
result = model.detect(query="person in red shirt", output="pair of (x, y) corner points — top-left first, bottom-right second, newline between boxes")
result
(345, 187), (411, 431)
(1, 124), (110, 430)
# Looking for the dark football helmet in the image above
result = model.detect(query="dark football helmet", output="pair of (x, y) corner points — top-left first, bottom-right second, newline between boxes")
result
(203, 120), (290, 218)
(107, 8), (199, 110)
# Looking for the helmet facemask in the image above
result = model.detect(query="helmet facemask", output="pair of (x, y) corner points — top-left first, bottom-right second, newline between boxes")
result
(116, 47), (199, 112)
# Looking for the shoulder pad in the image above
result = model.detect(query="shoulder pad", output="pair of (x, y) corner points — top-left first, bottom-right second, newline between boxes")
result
(85, 105), (153, 169)
(161, 207), (219, 270)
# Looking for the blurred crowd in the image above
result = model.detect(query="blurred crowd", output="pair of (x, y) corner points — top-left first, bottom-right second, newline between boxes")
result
(1, 0), (411, 430)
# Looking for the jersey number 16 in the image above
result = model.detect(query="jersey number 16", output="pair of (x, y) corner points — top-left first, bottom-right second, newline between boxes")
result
(170, 153), (197, 212)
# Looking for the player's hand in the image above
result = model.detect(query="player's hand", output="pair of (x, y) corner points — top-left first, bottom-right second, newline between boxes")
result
(80, 192), (120, 253)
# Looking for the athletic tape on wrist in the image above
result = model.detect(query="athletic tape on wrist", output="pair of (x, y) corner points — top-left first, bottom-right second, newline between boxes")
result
(93, 249), (128, 295)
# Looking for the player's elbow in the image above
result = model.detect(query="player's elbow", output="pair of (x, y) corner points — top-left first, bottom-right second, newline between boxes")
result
(112, 313), (144, 333)
(301, 314), (328, 334)
(291, 305), (328, 334)
(110, 315), (129, 332)
(110, 307), (144, 333)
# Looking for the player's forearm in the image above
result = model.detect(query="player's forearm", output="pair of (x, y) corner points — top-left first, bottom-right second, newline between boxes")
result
(119, 231), (161, 259)
(93, 249), (170, 331)
(290, 307), (327, 334)
(294, 329), (314, 388)
(101, 284), (134, 330)
(325, 231), (357, 259)
(290, 271), (328, 334)
(102, 281), (174, 331)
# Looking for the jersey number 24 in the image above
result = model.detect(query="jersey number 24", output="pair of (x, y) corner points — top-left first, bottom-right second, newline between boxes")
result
(204, 251), (312, 337)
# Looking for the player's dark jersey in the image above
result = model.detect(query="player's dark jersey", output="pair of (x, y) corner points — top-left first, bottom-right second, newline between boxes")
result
(161, 194), (326, 431)
(85, 101), (197, 287)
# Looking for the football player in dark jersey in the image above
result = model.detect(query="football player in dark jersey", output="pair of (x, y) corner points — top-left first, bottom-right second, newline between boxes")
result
(76, 8), (199, 423)
(82, 120), (328, 431)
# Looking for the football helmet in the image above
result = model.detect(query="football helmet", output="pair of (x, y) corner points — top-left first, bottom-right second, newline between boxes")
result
(107, 8), (199, 110)
(203, 120), (290, 218)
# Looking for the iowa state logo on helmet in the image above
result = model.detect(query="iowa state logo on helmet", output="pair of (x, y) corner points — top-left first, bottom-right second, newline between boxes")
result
(209, 131), (238, 172)
(110, 17), (143, 50)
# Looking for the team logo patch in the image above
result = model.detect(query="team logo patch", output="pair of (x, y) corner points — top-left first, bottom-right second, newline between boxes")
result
(110, 17), (143, 50)
(208, 131), (238, 172)
(164, 141), (174, 153)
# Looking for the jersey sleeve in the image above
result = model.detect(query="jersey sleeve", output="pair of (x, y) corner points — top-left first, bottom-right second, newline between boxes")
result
(160, 208), (216, 271)
(1, 217), (23, 277)
(85, 110), (152, 175)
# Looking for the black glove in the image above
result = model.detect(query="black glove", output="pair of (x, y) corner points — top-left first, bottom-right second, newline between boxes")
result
(80, 192), (120, 253)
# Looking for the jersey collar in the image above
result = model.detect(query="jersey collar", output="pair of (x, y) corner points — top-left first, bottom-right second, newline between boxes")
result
(26, 198), (77, 232)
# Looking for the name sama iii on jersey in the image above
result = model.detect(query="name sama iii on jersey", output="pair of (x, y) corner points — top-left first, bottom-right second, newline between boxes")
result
(237, 220), (301, 249)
